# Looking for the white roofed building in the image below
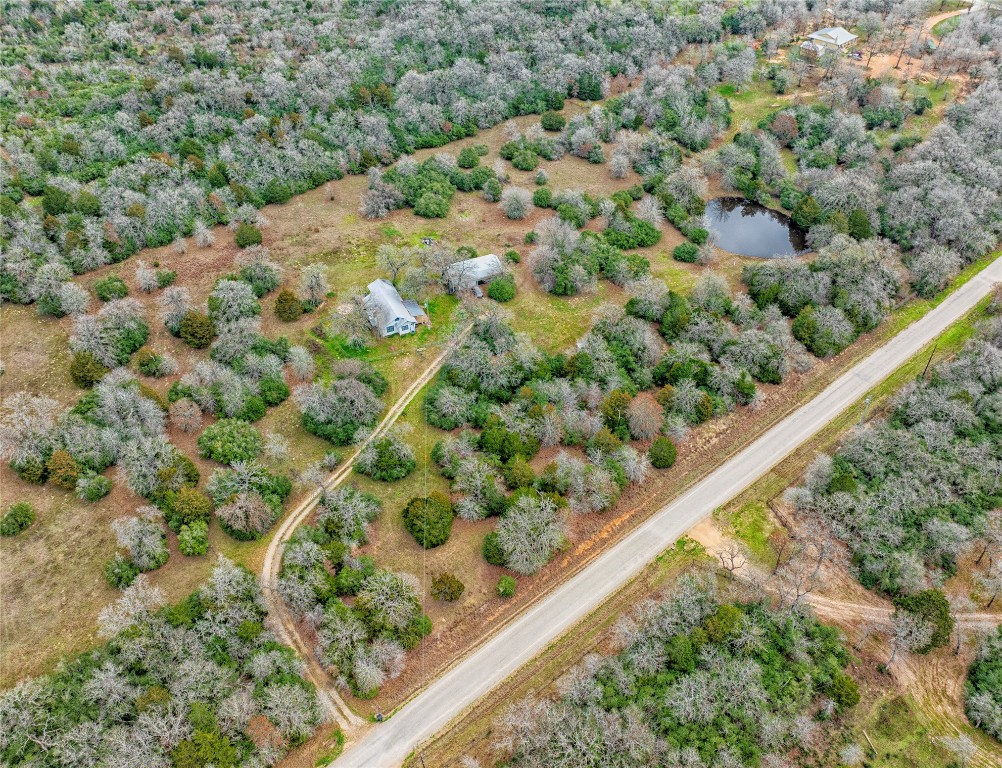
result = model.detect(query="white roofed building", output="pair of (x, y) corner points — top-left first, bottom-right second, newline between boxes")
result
(363, 279), (417, 337)
(444, 253), (504, 295)
(806, 26), (857, 51)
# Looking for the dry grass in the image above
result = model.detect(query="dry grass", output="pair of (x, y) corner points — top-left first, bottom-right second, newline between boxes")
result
(0, 78), (970, 707)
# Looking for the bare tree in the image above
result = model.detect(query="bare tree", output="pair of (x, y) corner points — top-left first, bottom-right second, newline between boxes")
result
(328, 287), (372, 348)
(298, 263), (330, 308)
(976, 560), (1002, 609)
(887, 612), (934, 667)
(940, 734), (977, 768)
(716, 543), (747, 580)
(375, 245), (411, 287)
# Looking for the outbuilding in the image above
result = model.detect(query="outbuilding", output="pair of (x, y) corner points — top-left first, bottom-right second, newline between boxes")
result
(444, 253), (504, 294)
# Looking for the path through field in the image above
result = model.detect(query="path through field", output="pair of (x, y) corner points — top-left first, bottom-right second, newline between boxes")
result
(260, 325), (473, 730)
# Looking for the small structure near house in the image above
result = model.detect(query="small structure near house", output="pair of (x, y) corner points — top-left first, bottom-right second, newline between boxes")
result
(364, 279), (421, 337)
(806, 26), (857, 52)
(444, 253), (503, 294)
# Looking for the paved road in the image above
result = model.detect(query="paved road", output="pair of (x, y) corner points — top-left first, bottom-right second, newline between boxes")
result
(335, 255), (1002, 767)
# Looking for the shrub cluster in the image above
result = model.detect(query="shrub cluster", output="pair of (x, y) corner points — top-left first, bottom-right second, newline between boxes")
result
(2, 560), (321, 766)
(494, 577), (858, 767)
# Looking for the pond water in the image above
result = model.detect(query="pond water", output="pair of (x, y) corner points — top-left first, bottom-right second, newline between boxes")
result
(703, 197), (808, 258)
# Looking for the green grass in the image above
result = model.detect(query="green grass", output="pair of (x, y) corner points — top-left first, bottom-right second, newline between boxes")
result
(854, 695), (952, 767)
(929, 14), (961, 37)
(314, 728), (345, 765)
(506, 282), (616, 353)
(715, 501), (774, 564)
(718, 79), (783, 141)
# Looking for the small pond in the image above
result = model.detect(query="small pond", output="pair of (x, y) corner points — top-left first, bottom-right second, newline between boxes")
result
(703, 197), (808, 258)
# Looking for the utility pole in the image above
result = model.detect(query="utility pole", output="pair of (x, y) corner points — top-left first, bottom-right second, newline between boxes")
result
(922, 342), (938, 378)
(858, 395), (873, 427)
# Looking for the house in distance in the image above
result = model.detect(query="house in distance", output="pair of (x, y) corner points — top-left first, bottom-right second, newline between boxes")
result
(363, 278), (428, 337)
(800, 26), (857, 60)
(444, 253), (504, 297)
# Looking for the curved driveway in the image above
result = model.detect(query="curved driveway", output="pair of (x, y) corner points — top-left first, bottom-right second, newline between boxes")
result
(335, 256), (1002, 767)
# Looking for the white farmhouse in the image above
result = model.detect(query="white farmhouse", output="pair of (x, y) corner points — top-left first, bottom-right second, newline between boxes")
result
(364, 279), (424, 337)
(444, 253), (504, 296)
(802, 26), (857, 56)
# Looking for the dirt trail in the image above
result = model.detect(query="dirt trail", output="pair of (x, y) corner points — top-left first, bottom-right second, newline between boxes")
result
(865, 5), (971, 80)
(260, 324), (472, 731)
(689, 513), (1002, 767)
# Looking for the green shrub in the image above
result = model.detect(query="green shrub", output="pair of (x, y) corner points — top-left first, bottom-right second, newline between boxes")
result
(482, 178), (502, 203)
(104, 555), (139, 588)
(912, 95), (933, 115)
(649, 436), (677, 469)
(532, 187), (552, 208)
(504, 249), (521, 263)
(687, 227), (709, 245)
(262, 178), (292, 204)
(511, 149), (538, 171)
(414, 191), (450, 218)
(540, 111), (566, 131)
(198, 419), (263, 464)
(0, 502), (35, 536)
(431, 572), (465, 601)
(354, 437), (416, 481)
(259, 376), (290, 406)
(12, 456), (47, 484)
(165, 486), (213, 532)
(234, 223), (263, 247)
(274, 289), (303, 321)
(70, 351), (109, 388)
(179, 520), (209, 556)
(179, 311), (216, 348)
(791, 195), (821, 229)
(402, 493), (454, 549)
(673, 243), (699, 263)
(457, 146), (480, 169)
(830, 672), (860, 711)
(497, 575), (517, 598)
(94, 275), (129, 301)
(503, 456), (535, 490)
(76, 190), (101, 216)
(76, 473), (112, 502)
(135, 347), (168, 377)
(847, 209), (872, 240)
(482, 530), (505, 566)
(42, 185), (72, 216)
(487, 274), (516, 303)
(157, 269), (177, 288)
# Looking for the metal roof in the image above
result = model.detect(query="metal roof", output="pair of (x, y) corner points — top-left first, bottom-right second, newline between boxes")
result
(364, 279), (416, 328)
(444, 254), (503, 287)
(807, 26), (858, 46)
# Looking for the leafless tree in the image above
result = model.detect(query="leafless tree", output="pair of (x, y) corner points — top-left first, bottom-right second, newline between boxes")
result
(716, 544), (747, 580)
(887, 612), (935, 667)
(375, 245), (411, 287)
(940, 734), (977, 768)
